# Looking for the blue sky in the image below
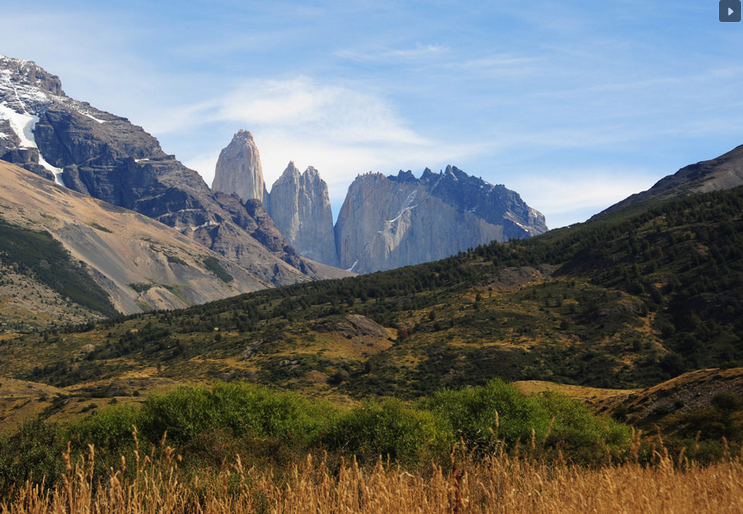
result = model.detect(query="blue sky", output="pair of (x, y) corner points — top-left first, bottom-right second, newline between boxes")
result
(2, 0), (742, 228)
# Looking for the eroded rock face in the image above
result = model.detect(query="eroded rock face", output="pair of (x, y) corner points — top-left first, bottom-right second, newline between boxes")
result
(267, 163), (338, 267)
(212, 130), (267, 204)
(334, 166), (548, 273)
(0, 55), (345, 287)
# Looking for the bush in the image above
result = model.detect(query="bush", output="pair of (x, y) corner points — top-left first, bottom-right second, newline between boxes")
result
(534, 391), (630, 459)
(321, 399), (448, 464)
(0, 419), (66, 495)
(423, 380), (552, 450)
(140, 382), (335, 445)
(711, 392), (743, 411)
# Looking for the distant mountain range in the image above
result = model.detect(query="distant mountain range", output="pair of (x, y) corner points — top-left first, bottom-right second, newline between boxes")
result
(212, 131), (548, 273)
(0, 54), (347, 294)
(2, 51), (743, 330)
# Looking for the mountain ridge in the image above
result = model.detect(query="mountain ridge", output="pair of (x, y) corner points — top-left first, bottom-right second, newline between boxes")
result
(0, 55), (347, 288)
(0, 160), (273, 320)
(596, 144), (743, 220)
(212, 130), (547, 273)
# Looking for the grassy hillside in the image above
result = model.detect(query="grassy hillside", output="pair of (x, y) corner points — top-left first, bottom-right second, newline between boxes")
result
(0, 185), (742, 511)
(1, 186), (740, 401)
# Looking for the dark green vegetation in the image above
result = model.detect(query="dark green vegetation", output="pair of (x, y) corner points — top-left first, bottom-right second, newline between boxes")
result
(203, 256), (234, 283)
(0, 218), (117, 317)
(0, 380), (629, 494)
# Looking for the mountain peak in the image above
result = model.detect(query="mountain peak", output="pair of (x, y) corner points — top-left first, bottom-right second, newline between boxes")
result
(212, 128), (266, 202)
(267, 162), (337, 267)
(0, 54), (64, 98)
(233, 129), (254, 142)
(336, 165), (547, 273)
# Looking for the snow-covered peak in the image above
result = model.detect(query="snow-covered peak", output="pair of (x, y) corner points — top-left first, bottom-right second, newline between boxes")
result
(0, 55), (69, 187)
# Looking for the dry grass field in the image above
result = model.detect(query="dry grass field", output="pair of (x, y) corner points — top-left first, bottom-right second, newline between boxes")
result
(3, 436), (743, 514)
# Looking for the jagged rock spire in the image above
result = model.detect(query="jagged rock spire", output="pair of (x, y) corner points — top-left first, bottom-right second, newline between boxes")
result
(212, 129), (267, 204)
(267, 162), (338, 267)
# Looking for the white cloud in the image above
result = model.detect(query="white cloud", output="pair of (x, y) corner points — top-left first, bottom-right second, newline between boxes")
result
(176, 76), (487, 195)
(213, 77), (429, 145)
(506, 168), (661, 228)
(337, 43), (449, 63)
(383, 43), (449, 58)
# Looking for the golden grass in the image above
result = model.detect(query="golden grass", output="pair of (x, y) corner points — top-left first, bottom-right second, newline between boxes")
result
(513, 380), (639, 404)
(3, 433), (743, 514)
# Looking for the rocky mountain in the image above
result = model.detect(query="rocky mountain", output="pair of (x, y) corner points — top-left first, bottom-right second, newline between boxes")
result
(0, 160), (270, 323)
(334, 166), (548, 273)
(212, 130), (267, 204)
(266, 162), (338, 267)
(597, 143), (743, 218)
(212, 131), (546, 273)
(0, 54), (347, 286)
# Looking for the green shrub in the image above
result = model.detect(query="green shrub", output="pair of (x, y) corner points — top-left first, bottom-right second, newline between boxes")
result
(139, 382), (334, 445)
(534, 391), (630, 459)
(321, 399), (448, 464)
(0, 419), (66, 495)
(711, 392), (742, 411)
(423, 380), (551, 449)
(66, 403), (141, 452)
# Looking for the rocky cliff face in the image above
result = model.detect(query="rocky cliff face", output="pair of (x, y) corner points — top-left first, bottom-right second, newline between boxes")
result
(212, 130), (267, 204)
(210, 128), (547, 274)
(266, 162), (338, 267)
(334, 166), (548, 273)
(0, 55), (348, 287)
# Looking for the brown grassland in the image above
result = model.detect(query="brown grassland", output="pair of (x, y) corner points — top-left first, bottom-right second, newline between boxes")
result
(3, 435), (743, 514)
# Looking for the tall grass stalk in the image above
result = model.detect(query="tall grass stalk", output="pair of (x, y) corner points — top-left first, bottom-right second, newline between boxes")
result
(3, 441), (743, 513)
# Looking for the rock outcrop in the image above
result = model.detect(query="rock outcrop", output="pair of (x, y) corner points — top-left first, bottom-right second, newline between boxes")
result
(0, 54), (349, 287)
(212, 129), (268, 204)
(210, 128), (547, 274)
(266, 162), (338, 267)
(334, 166), (548, 273)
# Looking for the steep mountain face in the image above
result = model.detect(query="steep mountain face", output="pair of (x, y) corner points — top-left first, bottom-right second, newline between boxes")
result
(0, 55), (346, 286)
(334, 166), (547, 273)
(266, 162), (338, 267)
(212, 131), (546, 273)
(212, 130), (267, 204)
(598, 144), (743, 218)
(0, 160), (269, 318)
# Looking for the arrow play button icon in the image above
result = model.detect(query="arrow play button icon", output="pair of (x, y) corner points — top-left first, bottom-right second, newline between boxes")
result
(720, 0), (741, 22)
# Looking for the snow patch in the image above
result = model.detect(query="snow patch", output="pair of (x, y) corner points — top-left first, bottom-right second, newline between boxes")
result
(386, 190), (418, 224)
(76, 108), (106, 124)
(0, 102), (66, 187)
(387, 204), (418, 224)
(347, 259), (360, 273)
(188, 221), (219, 231)
(0, 102), (38, 148)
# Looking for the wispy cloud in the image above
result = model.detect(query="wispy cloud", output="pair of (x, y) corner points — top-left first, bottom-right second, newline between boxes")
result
(383, 43), (449, 58)
(177, 76), (485, 188)
(337, 43), (449, 62)
(506, 168), (660, 228)
(213, 77), (429, 145)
